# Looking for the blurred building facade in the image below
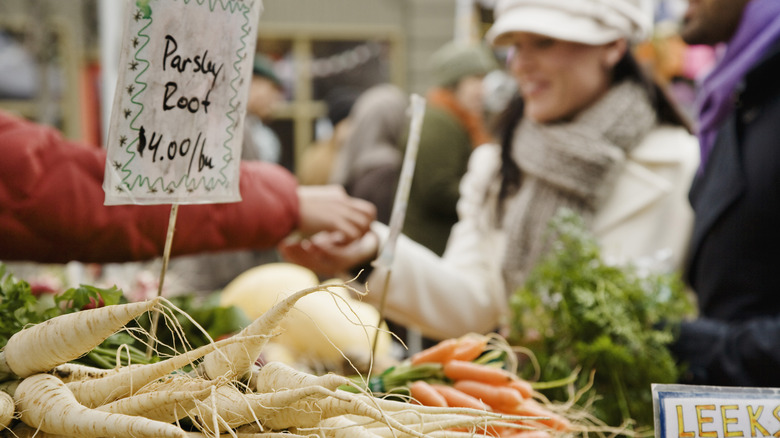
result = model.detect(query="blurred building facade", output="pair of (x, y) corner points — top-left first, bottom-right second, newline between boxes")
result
(0, 0), (486, 174)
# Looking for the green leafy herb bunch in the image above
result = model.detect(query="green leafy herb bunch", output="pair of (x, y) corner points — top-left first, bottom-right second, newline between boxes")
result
(508, 209), (695, 429)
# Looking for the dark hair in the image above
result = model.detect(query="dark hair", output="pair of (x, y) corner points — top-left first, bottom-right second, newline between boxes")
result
(492, 50), (694, 206)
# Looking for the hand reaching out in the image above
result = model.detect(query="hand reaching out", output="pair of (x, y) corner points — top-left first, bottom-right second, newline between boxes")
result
(278, 230), (380, 278)
(295, 185), (376, 243)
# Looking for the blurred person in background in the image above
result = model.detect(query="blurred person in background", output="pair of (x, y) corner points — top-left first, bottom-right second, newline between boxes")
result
(279, 0), (699, 342)
(402, 42), (498, 256)
(297, 88), (360, 186)
(668, 0), (780, 387)
(242, 54), (285, 163)
(328, 84), (409, 225)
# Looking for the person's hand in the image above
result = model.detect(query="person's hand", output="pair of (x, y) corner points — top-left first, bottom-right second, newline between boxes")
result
(296, 185), (376, 243)
(278, 230), (380, 278)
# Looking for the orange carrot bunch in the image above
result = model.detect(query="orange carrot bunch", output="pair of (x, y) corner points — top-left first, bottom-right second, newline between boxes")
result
(406, 334), (572, 437)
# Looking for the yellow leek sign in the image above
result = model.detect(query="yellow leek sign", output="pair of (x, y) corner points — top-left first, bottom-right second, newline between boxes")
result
(653, 384), (780, 438)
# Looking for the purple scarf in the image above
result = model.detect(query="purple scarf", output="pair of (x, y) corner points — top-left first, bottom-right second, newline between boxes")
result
(696, 0), (780, 171)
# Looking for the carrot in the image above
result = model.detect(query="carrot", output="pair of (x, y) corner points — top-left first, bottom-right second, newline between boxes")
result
(199, 284), (334, 381)
(409, 380), (448, 407)
(410, 338), (458, 365)
(0, 298), (160, 379)
(0, 390), (13, 430)
(14, 373), (187, 438)
(429, 384), (490, 411)
(453, 380), (524, 410)
(450, 334), (489, 362)
(507, 378), (535, 400)
(443, 360), (516, 386)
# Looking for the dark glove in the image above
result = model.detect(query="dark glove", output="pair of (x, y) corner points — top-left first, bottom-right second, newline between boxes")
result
(668, 318), (729, 385)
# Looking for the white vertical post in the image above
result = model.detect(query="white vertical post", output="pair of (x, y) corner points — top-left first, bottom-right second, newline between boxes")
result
(454, 0), (476, 44)
(98, 0), (127, 146)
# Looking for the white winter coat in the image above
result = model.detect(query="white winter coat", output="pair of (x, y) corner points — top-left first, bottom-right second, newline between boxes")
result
(362, 126), (700, 341)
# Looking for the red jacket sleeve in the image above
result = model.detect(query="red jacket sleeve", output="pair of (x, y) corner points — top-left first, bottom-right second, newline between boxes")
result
(0, 110), (300, 263)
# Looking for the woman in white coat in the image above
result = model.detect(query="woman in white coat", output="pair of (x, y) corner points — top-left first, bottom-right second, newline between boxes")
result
(279, 0), (700, 341)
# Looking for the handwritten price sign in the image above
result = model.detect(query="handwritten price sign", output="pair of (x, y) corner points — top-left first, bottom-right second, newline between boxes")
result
(104, 0), (262, 205)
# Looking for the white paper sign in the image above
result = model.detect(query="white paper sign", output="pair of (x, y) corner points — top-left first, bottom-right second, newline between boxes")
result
(104, 0), (262, 205)
(653, 384), (780, 438)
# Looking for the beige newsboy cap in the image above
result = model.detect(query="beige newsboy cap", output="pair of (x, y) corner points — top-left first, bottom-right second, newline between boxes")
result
(486, 0), (654, 46)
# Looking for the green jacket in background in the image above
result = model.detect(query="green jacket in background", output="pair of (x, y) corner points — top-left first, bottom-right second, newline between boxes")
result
(402, 106), (474, 256)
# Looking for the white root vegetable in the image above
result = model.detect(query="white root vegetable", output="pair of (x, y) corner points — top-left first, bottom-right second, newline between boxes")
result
(0, 298), (161, 379)
(361, 415), (533, 437)
(132, 374), (219, 398)
(14, 373), (187, 438)
(252, 360), (352, 393)
(0, 390), (15, 430)
(96, 386), (212, 423)
(68, 332), (267, 408)
(189, 383), (338, 434)
(308, 415), (384, 438)
(337, 394), (540, 435)
(260, 393), (429, 438)
(189, 382), (434, 438)
(0, 284), (558, 438)
(184, 432), (316, 438)
(425, 432), (509, 438)
(49, 363), (138, 383)
(366, 395), (513, 418)
(199, 285), (334, 381)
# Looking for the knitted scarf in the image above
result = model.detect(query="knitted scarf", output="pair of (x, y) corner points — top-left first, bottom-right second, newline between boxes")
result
(501, 81), (657, 294)
(695, 0), (780, 172)
(426, 87), (494, 148)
